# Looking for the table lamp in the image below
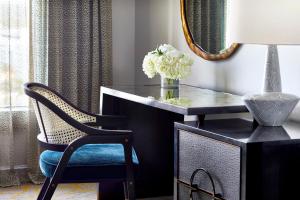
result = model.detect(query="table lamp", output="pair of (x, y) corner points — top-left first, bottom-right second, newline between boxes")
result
(227, 0), (300, 126)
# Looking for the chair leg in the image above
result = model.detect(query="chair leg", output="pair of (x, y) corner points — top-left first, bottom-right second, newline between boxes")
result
(41, 178), (58, 200)
(123, 181), (128, 200)
(40, 144), (74, 200)
(126, 180), (135, 200)
(123, 139), (135, 200)
(37, 178), (50, 200)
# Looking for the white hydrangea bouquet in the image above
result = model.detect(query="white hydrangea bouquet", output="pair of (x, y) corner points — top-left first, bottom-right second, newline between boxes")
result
(142, 44), (194, 88)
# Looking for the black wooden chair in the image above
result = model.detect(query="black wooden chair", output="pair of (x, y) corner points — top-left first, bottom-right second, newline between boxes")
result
(24, 82), (138, 200)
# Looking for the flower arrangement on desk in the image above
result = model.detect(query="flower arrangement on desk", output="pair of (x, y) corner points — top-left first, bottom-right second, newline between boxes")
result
(142, 44), (194, 88)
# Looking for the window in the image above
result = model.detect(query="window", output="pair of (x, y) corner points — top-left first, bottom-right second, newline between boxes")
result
(0, 0), (29, 108)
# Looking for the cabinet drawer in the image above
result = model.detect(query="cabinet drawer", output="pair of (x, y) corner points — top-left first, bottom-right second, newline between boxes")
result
(178, 130), (241, 200)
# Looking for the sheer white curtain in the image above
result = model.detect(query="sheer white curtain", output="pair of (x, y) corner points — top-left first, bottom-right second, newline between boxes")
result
(0, 0), (41, 187)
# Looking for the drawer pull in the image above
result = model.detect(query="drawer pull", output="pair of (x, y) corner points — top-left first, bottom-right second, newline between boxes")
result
(190, 168), (222, 200)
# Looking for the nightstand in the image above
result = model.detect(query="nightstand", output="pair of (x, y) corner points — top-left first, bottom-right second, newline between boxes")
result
(174, 119), (300, 200)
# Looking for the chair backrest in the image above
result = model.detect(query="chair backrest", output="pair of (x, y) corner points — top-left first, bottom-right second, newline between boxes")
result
(24, 83), (96, 145)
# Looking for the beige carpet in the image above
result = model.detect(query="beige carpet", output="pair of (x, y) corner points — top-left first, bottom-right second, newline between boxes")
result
(0, 183), (97, 200)
(0, 183), (172, 200)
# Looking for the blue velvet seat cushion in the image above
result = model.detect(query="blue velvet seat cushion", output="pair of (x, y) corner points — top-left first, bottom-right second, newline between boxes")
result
(40, 144), (139, 180)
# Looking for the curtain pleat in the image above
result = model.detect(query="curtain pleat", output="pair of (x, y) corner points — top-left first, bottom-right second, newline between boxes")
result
(32, 0), (48, 84)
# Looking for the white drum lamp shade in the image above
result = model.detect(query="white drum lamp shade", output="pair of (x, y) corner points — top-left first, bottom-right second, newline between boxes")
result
(227, 0), (300, 45)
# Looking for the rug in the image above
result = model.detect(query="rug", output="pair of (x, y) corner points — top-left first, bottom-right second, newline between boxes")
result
(0, 183), (97, 200)
(0, 183), (172, 200)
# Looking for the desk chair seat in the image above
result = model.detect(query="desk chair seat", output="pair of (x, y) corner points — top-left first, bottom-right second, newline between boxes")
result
(24, 82), (138, 200)
(40, 144), (139, 180)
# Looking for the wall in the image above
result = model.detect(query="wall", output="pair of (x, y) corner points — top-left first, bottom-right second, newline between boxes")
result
(112, 0), (135, 85)
(134, 0), (171, 85)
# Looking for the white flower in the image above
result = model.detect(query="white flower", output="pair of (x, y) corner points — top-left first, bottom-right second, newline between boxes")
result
(179, 53), (194, 67)
(142, 44), (194, 80)
(165, 49), (181, 58)
(158, 44), (176, 53)
(142, 53), (158, 78)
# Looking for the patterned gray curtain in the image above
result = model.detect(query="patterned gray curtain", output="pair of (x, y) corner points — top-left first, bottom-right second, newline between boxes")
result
(188, 0), (226, 54)
(34, 0), (112, 113)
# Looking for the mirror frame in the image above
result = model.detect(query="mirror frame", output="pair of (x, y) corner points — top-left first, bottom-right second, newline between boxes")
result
(180, 0), (240, 61)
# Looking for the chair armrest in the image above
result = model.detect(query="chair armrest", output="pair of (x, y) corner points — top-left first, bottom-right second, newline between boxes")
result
(85, 115), (128, 128)
(70, 132), (132, 148)
(79, 122), (132, 136)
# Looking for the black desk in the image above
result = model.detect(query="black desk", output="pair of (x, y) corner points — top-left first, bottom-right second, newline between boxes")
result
(100, 85), (248, 198)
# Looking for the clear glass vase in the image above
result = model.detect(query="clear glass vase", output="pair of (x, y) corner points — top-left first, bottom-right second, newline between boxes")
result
(160, 88), (179, 100)
(161, 77), (179, 89)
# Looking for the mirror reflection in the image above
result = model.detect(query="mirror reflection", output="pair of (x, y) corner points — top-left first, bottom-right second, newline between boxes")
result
(185, 0), (230, 54)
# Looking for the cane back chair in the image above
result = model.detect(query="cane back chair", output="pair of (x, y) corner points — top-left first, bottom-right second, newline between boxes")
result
(24, 82), (138, 200)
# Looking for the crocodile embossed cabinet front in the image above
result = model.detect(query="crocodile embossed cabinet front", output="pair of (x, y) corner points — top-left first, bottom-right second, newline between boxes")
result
(174, 119), (300, 200)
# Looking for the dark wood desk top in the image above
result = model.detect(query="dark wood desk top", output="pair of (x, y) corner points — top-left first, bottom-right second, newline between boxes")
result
(101, 84), (248, 115)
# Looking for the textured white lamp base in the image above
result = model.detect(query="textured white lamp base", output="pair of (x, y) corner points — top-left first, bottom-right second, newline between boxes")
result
(243, 93), (299, 126)
(243, 45), (299, 126)
(263, 45), (281, 92)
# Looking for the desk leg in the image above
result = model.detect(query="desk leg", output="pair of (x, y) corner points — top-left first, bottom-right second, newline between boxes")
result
(101, 94), (184, 198)
(98, 181), (124, 200)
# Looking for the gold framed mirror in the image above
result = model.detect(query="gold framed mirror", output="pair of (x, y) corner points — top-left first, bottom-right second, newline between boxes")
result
(180, 0), (240, 61)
